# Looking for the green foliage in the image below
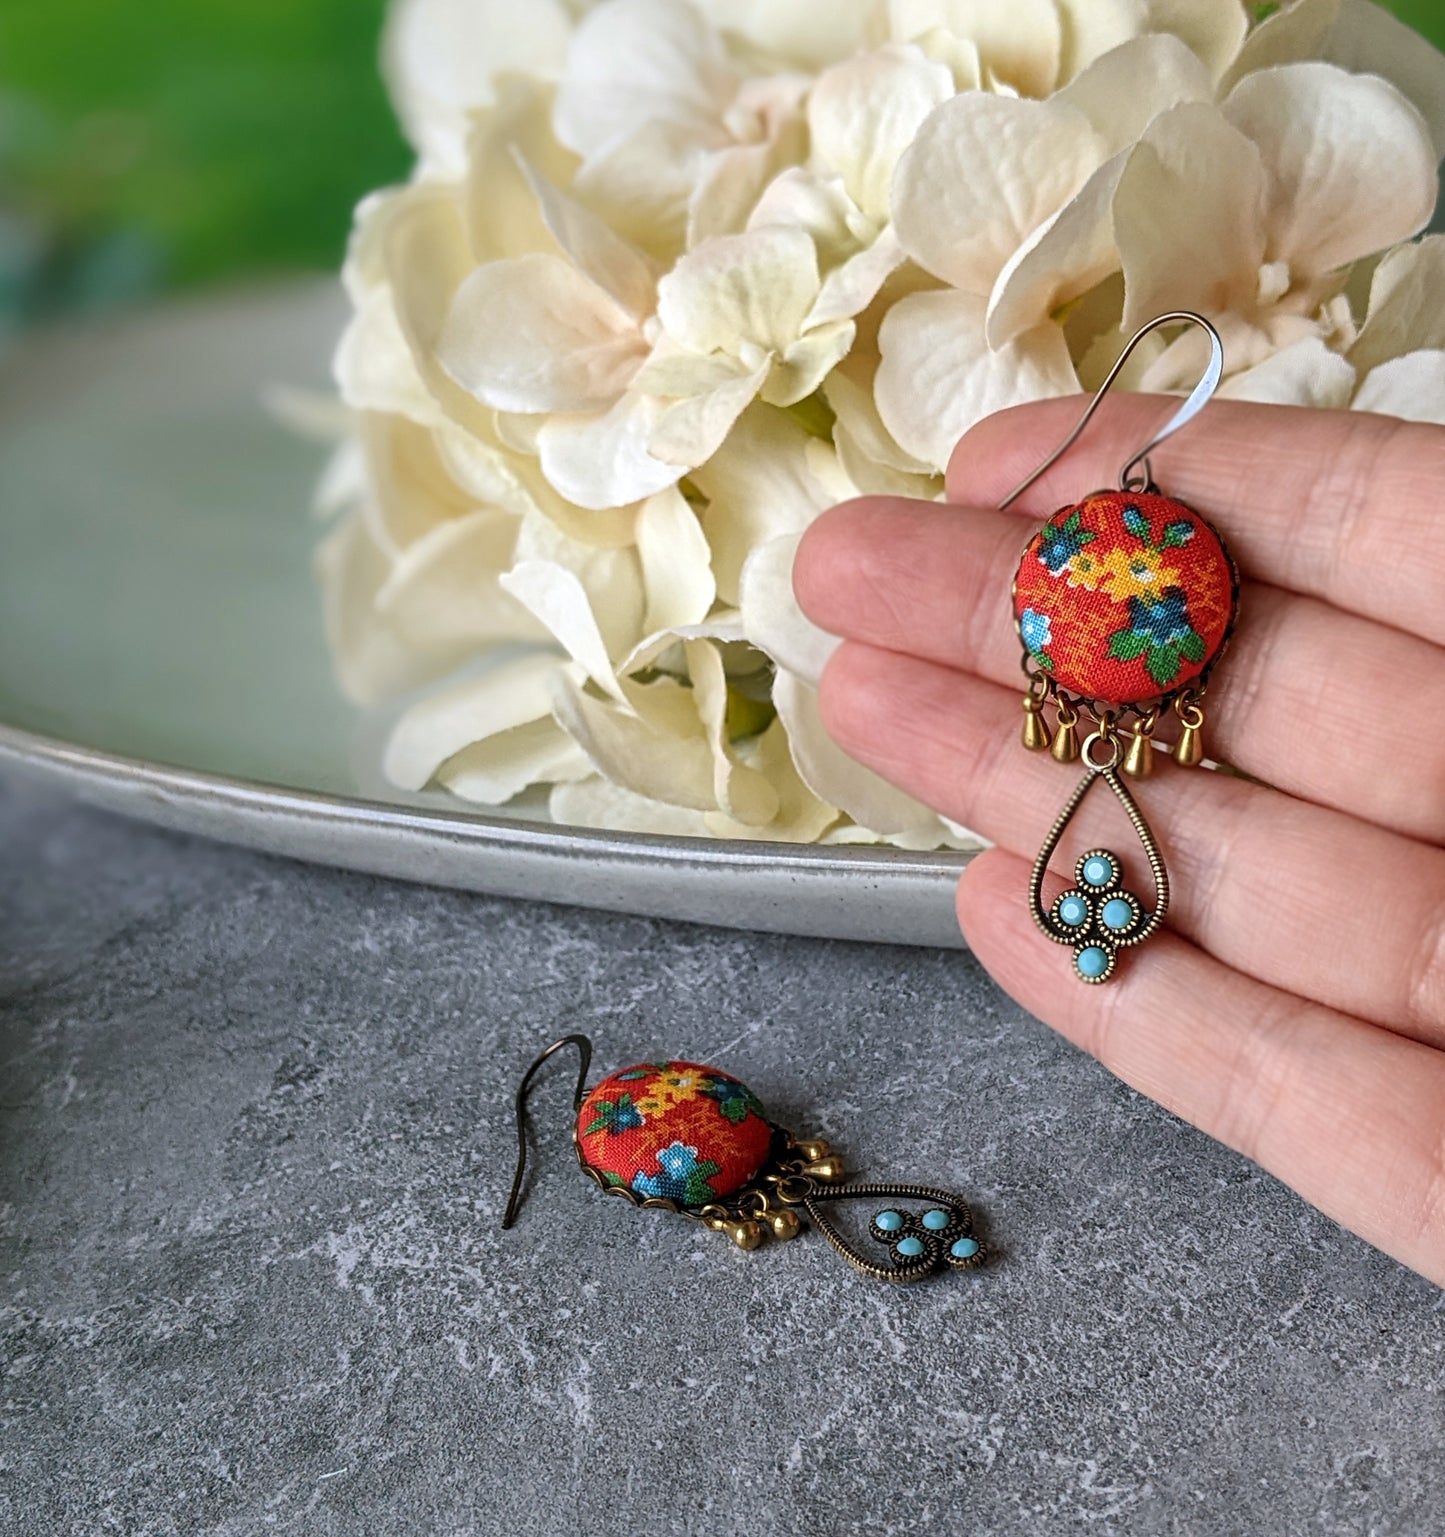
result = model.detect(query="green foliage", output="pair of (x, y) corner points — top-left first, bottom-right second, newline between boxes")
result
(0, 0), (409, 311)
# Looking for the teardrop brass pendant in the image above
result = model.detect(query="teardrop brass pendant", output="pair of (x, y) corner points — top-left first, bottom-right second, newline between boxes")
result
(1028, 748), (1169, 985)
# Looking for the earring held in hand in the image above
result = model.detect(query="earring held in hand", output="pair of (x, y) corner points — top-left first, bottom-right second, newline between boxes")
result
(1003, 312), (1240, 985)
(502, 1035), (989, 1283)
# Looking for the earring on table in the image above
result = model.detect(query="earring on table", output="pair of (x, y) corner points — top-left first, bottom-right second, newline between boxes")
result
(501, 1036), (988, 1283)
(1004, 311), (1240, 985)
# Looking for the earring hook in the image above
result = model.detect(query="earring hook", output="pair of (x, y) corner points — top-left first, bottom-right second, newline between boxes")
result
(501, 1033), (593, 1230)
(998, 311), (1224, 511)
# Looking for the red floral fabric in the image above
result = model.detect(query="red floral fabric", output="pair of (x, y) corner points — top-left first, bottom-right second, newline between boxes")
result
(575, 1060), (772, 1205)
(1012, 490), (1236, 706)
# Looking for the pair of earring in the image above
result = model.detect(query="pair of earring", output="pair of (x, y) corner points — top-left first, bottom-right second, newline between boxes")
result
(504, 314), (1240, 1275)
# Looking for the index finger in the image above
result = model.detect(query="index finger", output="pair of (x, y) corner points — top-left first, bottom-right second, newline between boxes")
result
(948, 396), (1445, 646)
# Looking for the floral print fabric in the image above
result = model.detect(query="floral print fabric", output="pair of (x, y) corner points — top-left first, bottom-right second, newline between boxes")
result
(1012, 491), (1236, 706)
(576, 1060), (772, 1205)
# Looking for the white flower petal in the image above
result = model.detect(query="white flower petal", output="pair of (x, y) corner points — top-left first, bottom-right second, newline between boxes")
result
(550, 775), (714, 835)
(499, 559), (626, 701)
(1353, 350), (1445, 425)
(315, 513), (436, 706)
(552, 673), (718, 812)
(1055, 33), (1214, 154)
(807, 44), (955, 224)
(688, 404), (836, 601)
(574, 120), (710, 258)
(766, 320), (857, 407)
(876, 289), (1079, 471)
(985, 151), (1127, 348)
(889, 0), (1062, 97)
(1052, 0), (1148, 84)
(333, 289), (443, 427)
(1113, 102), (1267, 331)
(1217, 335), (1357, 408)
(358, 413), (471, 553)
(636, 487), (717, 633)
(747, 168), (857, 259)
(1324, 0), (1445, 158)
(704, 719), (839, 843)
(1350, 237), (1445, 375)
(438, 253), (645, 413)
(686, 139), (795, 247)
(382, 0), (574, 175)
(375, 508), (548, 653)
(824, 361), (933, 475)
(805, 227), (907, 330)
(657, 227), (821, 356)
(696, 0), (888, 72)
(892, 94), (1107, 294)
(1145, 0), (1248, 81)
(439, 716), (592, 804)
(514, 154), (657, 318)
(739, 533), (837, 686)
(462, 79), (578, 266)
(382, 652), (568, 791)
(513, 518), (647, 653)
(773, 669), (947, 839)
(648, 361), (771, 466)
(537, 391), (684, 509)
(686, 639), (780, 826)
(1224, 63), (1437, 277)
(554, 0), (735, 156)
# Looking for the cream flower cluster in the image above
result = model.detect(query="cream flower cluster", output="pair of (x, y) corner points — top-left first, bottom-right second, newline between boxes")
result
(320, 0), (1445, 845)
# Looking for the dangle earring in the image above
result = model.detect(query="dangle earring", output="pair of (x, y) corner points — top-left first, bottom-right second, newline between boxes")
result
(502, 1036), (988, 1283)
(1004, 312), (1239, 985)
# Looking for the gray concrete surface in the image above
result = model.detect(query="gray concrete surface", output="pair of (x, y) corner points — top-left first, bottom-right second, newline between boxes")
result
(2, 775), (1442, 1536)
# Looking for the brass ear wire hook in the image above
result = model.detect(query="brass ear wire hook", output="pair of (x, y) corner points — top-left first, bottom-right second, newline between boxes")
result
(999, 310), (1225, 511)
(501, 1033), (593, 1229)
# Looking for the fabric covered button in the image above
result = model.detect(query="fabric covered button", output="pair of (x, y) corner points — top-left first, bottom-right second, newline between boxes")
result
(1014, 491), (1236, 706)
(576, 1061), (771, 1205)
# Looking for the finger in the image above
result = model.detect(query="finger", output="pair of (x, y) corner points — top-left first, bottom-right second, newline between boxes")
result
(795, 497), (1445, 846)
(946, 396), (1445, 647)
(955, 847), (1445, 1290)
(818, 641), (1445, 1049)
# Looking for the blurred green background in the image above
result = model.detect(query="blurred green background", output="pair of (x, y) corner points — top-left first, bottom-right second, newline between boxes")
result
(1, 0), (1442, 335)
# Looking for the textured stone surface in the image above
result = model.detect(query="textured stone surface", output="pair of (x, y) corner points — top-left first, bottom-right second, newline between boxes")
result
(2, 775), (1442, 1536)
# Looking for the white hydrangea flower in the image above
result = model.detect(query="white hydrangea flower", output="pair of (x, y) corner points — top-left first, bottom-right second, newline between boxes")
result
(316, 0), (1445, 847)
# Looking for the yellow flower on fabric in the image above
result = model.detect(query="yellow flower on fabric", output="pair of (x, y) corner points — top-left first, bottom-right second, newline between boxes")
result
(637, 1067), (709, 1116)
(1080, 547), (1179, 602)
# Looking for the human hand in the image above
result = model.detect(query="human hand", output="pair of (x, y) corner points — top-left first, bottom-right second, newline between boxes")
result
(794, 397), (1445, 1288)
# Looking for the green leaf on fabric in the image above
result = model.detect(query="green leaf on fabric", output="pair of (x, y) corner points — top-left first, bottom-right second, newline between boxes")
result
(1178, 629), (1207, 663)
(1107, 630), (1149, 661)
(1146, 643), (1183, 686)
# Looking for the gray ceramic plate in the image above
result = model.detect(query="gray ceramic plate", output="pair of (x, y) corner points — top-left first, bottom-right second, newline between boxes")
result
(0, 281), (967, 947)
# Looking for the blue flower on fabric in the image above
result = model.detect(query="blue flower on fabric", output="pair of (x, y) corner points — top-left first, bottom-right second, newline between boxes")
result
(581, 1092), (644, 1137)
(1019, 607), (1052, 654)
(1127, 589), (1192, 647)
(631, 1141), (722, 1206)
(700, 1075), (765, 1125)
(1036, 509), (1096, 575)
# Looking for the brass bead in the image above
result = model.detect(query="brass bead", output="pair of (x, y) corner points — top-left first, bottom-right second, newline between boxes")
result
(728, 1219), (765, 1251)
(768, 1209), (802, 1241)
(1174, 722), (1204, 767)
(801, 1156), (847, 1184)
(1021, 696), (1050, 752)
(1122, 721), (1155, 779)
(1050, 707), (1080, 764)
(793, 1137), (831, 1163)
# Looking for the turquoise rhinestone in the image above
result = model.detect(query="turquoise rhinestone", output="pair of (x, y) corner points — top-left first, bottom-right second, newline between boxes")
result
(896, 1236), (925, 1258)
(1076, 946), (1110, 980)
(875, 1210), (903, 1232)
(1058, 895), (1088, 927)
(922, 1209), (950, 1231)
(1101, 898), (1134, 931)
(1082, 855), (1115, 887)
(950, 1237), (980, 1260)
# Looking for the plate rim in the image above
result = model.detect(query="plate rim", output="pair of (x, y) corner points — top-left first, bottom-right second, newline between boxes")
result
(0, 721), (972, 878)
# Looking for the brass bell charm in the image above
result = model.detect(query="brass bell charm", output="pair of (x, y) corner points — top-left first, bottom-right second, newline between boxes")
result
(1173, 699), (1205, 767)
(801, 1156), (847, 1184)
(1050, 701), (1081, 763)
(1022, 693), (1051, 751)
(1122, 714), (1157, 779)
(728, 1219), (765, 1250)
(768, 1209), (802, 1241)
